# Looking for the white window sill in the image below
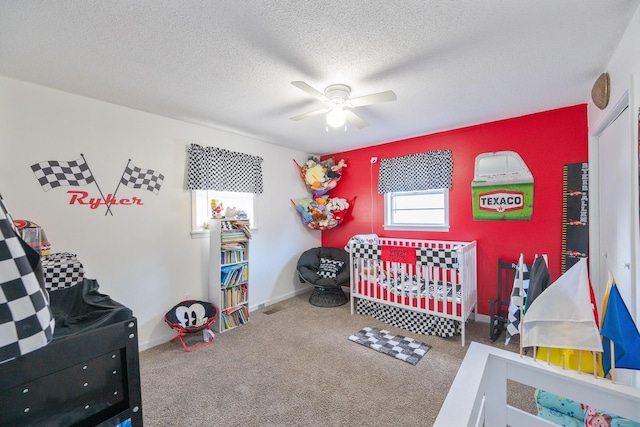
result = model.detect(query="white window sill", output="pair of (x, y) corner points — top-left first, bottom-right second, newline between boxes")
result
(191, 227), (259, 239)
(383, 224), (450, 232)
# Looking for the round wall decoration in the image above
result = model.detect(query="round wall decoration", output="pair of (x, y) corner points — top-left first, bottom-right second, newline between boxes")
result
(591, 72), (610, 110)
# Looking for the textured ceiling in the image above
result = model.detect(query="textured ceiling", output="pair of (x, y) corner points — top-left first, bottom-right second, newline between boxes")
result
(1, 1), (639, 154)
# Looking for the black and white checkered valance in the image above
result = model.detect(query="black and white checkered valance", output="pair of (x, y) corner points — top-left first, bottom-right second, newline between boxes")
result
(377, 150), (453, 193)
(187, 144), (264, 194)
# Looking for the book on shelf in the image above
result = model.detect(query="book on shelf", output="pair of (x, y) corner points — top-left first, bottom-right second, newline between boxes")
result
(220, 245), (247, 264)
(220, 263), (248, 288)
(222, 283), (248, 309)
(219, 218), (252, 240)
(221, 305), (249, 330)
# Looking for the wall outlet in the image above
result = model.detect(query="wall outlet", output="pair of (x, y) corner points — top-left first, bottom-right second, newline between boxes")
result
(370, 157), (378, 163)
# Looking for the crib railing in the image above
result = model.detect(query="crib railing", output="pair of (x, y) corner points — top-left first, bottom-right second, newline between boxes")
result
(435, 342), (640, 426)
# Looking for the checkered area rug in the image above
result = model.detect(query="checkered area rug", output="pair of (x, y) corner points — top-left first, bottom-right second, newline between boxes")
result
(348, 327), (431, 365)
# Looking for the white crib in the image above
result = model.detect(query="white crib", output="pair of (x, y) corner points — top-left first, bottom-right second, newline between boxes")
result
(349, 237), (477, 345)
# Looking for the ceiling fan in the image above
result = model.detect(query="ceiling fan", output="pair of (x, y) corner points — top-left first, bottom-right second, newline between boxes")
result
(289, 81), (397, 130)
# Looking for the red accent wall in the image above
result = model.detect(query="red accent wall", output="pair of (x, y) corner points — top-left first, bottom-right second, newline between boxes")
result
(321, 105), (588, 317)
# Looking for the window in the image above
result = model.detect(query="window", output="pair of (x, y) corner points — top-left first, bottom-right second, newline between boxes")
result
(191, 190), (257, 236)
(384, 189), (449, 231)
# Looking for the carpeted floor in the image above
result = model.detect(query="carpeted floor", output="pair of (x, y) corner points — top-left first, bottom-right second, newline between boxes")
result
(139, 290), (536, 426)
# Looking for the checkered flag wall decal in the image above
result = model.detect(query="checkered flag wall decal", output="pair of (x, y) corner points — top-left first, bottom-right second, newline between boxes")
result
(31, 157), (95, 192)
(120, 161), (164, 194)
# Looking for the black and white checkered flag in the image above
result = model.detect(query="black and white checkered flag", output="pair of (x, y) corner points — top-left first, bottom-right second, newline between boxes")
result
(120, 162), (164, 194)
(31, 158), (95, 191)
(505, 260), (530, 345)
(0, 194), (55, 363)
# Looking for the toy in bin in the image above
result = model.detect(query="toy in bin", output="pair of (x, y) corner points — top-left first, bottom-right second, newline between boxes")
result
(13, 219), (50, 255)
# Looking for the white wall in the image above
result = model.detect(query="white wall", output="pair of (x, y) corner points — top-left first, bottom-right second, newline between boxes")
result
(0, 76), (321, 350)
(587, 3), (640, 310)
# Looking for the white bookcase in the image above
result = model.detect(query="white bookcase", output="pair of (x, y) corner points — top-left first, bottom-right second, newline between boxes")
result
(209, 219), (250, 333)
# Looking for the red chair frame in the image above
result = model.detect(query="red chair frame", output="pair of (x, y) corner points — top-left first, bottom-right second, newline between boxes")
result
(164, 300), (218, 352)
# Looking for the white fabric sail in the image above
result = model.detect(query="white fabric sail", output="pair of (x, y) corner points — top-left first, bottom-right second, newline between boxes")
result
(521, 258), (602, 352)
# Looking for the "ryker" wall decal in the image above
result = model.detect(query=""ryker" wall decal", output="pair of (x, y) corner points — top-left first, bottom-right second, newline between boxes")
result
(31, 154), (164, 216)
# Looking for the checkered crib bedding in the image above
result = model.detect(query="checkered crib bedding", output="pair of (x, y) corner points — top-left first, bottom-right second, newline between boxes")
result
(356, 299), (461, 338)
(379, 277), (462, 303)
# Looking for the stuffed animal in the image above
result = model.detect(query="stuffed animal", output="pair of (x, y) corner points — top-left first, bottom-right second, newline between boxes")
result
(297, 198), (314, 210)
(296, 205), (312, 223)
(332, 159), (347, 172)
(304, 163), (325, 188)
(225, 206), (238, 219)
(326, 197), (349, 212)
(311, 210), (327, 222)
(314, 195), (329, 208)
(313, 179), (337, 197)
(326, 159), (347, 178)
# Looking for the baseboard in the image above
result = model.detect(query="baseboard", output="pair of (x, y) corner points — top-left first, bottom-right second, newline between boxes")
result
(140, 333), (175, 352)
(249, 285), (314, 312)
(474, 313), (490, 323)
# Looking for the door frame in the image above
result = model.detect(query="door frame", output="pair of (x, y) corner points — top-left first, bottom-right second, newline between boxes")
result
(589, 74), (640, 320)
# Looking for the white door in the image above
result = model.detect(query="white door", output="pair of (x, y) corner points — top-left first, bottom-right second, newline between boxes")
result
(598, 106), (632, 302)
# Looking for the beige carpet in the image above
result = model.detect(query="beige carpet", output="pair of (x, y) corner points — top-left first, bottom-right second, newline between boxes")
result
(140, 291), (536, 426)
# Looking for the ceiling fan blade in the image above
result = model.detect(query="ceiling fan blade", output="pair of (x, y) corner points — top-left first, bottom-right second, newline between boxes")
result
(289, 108), (328, 121)
(344, 110), (368, 129)
(349, 90), (397, 108)
(291, 81), (329, 102)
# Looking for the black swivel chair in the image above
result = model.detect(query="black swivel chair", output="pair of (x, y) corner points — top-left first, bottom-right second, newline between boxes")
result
(296, 247), (350, 307)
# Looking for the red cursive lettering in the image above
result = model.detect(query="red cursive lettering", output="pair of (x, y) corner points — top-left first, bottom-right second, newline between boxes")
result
(67, 191), (145, 209)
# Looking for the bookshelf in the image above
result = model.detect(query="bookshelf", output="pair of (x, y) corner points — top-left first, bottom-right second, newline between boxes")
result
(209, 218), (251, 333)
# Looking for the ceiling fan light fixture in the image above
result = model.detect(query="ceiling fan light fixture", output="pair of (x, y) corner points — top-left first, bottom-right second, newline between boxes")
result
(326, 106), (346, 128)
(290, 81), (395, 131)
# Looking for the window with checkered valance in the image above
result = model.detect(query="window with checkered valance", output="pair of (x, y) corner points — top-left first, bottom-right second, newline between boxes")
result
(187, 144), (264, 194)
(377, 150), (453, 193)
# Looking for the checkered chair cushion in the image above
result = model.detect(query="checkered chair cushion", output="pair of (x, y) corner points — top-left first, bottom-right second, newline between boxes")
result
(318, 258), (344, 278)
(0, 195), (55, 364)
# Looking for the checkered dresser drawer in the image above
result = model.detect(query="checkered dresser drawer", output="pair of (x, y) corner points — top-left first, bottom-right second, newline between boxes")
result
(42, 252), (84, 291)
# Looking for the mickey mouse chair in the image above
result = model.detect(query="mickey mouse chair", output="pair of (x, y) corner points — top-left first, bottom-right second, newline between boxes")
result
(296, 247), (350, 307)
(164, 300), (218, 352)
